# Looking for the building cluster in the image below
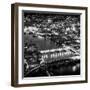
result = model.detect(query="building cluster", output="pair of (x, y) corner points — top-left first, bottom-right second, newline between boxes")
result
(24, 13), (80, 77)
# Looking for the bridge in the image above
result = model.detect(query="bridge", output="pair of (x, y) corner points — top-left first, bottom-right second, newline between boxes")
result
(40, 46), (79, 64)
(24, 46), (80, 77)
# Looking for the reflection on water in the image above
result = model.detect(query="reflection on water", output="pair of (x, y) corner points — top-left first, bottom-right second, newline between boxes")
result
(25, 59), (80, 77)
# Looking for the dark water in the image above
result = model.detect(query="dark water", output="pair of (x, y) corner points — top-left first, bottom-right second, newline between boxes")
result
(25, 59), (80, 77)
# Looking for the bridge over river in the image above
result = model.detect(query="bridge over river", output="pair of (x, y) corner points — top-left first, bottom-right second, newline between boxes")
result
(24, 46), (80, 77)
